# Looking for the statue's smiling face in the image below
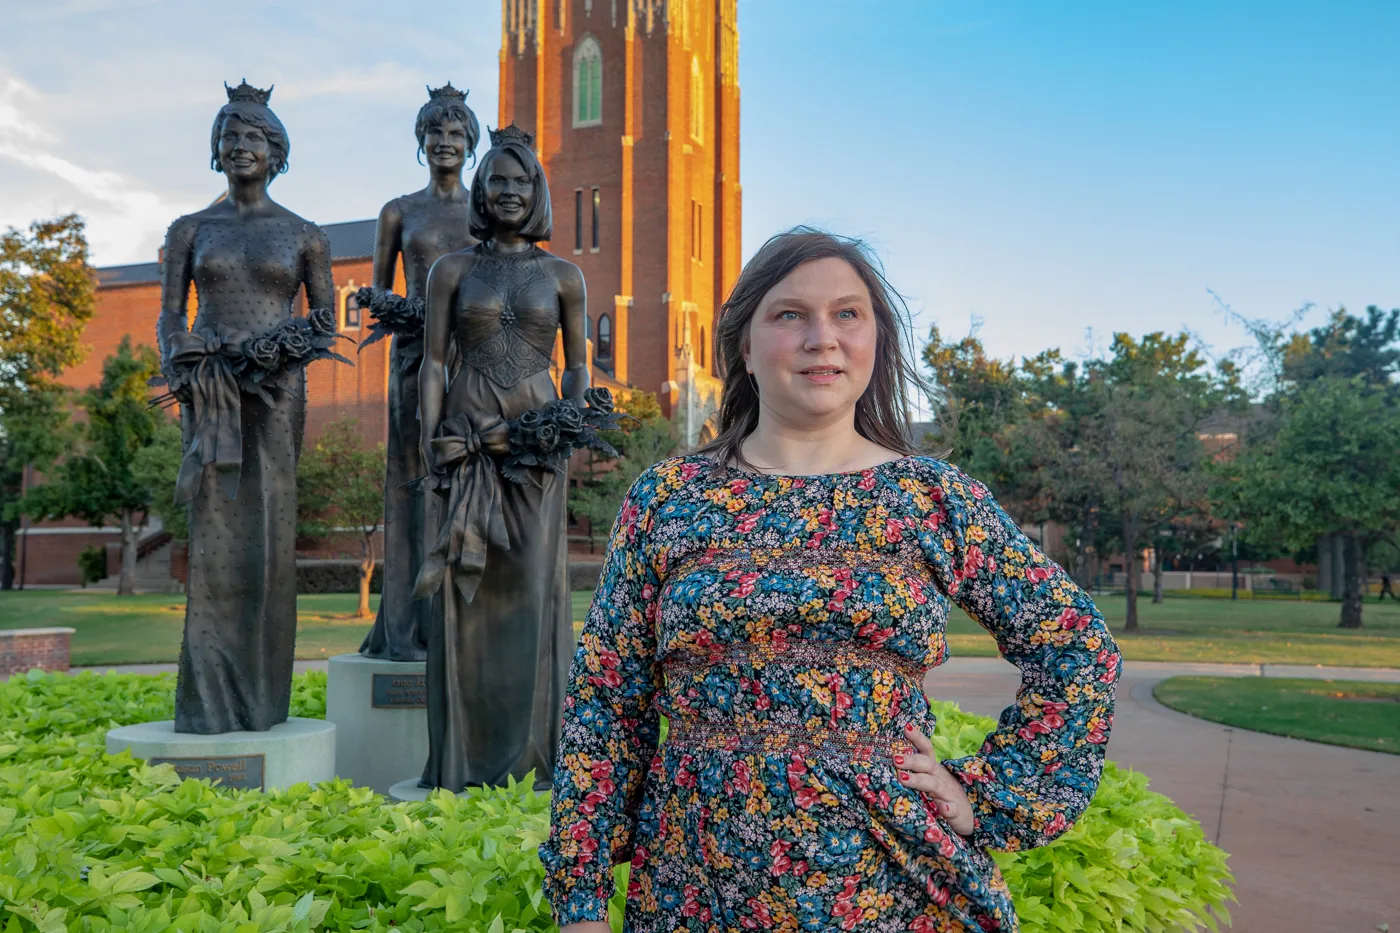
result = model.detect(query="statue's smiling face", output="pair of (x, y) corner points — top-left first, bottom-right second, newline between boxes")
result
(425, 119), (469, 170)
(218, 115), (271, 182)
(483, 151), (534, 227)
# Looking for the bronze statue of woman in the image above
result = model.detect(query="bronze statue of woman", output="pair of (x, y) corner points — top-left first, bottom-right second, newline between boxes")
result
(415, 124), (587, 790)
(158, 81), (337, 734)
(358, 84), (481, 662)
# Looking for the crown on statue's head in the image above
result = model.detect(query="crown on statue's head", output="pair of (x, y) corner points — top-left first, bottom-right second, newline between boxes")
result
(489, 123), (534, 149)
(427, 82), (468, 102)
(225, 79), (273, 105)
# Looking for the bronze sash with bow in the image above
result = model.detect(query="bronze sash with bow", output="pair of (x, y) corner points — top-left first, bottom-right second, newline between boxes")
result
(413, 412), (510, 605)
(166, 329), (250, 505)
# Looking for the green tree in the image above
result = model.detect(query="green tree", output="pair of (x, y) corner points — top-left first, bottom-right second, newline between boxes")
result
(131, 417), (188, 541)
(1223, 377), (1400, 627)
(0, 214), (96, 587)
(297, 420), (386, 618)
(21, 339), (170, 595)
(569, 390), (677, 540)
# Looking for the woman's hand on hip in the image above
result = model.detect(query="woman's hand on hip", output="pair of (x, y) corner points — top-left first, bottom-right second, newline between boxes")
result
(895, 724), (976, 837)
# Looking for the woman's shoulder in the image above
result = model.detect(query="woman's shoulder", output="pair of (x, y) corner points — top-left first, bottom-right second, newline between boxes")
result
(625, 455), (717, 503)
(888, 455), (998, 504)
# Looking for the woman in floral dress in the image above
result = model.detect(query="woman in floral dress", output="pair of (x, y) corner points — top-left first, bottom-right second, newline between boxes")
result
(541, 229), (1122, 932)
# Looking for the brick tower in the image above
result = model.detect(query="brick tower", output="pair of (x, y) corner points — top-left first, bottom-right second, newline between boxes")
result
(499, 0), (740, 446)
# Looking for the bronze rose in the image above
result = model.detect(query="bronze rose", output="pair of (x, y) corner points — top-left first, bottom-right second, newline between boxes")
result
(307, 307), (337, 336)
(583, 386), (614, 414)
(552, 402), (584, 438)
(280, 327), (313, 361)
(246, 335), (282, 370)
(535, 421), (560, 453)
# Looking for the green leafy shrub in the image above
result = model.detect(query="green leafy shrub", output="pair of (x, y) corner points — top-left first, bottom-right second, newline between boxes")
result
(0, 671), (1232, 932)
(76, 545), (108, 587)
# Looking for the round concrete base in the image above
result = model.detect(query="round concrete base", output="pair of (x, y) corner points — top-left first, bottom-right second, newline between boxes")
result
(105, 718), (336, 792)
(388, 777), (433, 802)
(325, 653), (429, 794)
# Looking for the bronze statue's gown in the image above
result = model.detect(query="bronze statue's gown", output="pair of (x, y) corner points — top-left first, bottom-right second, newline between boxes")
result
(166, 214), (331, 734)
(421, 243), (573, 790)
(360, 201), (474, 662)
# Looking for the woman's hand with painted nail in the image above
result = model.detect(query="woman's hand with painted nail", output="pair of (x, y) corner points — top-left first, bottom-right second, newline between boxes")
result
(895, 724), (976, 837)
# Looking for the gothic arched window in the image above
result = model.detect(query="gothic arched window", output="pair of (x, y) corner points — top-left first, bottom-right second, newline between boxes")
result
(343, 289), (361, 328)
(597, 313), (613, 360)
(574, 36), (603, 127)
(689, 55), (704, 141)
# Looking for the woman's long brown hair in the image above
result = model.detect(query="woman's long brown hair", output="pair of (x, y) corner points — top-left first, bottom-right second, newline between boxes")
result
(695, 227), (946, 471)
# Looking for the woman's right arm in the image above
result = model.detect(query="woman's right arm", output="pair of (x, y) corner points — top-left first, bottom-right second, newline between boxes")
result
(156, 217), (195, 358)
(539, 471), (667, 929)
(418, 252), (458, 468)
(371, 198), (402, 293)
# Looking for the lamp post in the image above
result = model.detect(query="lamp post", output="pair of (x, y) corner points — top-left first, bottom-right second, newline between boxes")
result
(1230, 524), (1239, 601)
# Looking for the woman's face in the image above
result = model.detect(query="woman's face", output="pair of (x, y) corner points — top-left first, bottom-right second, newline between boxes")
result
(744, 257), (879, 427)
(483, 151), (534, 229)
(424, 118), (470, 171)
(217, 114), (272, 182)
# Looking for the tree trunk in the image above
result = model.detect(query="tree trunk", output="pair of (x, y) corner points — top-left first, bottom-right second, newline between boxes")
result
(1123, 514), (1140, 632)
(0, 520), (14, 590)
(1339, 532), (1364, 629)
(118, 510), (137, 596)
(1152, 547), (1164, 604)
(357, 534), (375, 619)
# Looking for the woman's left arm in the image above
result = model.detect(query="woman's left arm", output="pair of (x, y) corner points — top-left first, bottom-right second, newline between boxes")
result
(915, 461), (1122, 852)
(556, 261), (589, 403)
(302, 224), (335, 313)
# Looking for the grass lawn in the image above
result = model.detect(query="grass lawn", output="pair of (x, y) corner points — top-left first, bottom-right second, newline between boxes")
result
(1153, 675), (1400, 754)
(943, 594), (1400, 668)
(0, 590), (382, 666)
(6, 589), (1400, 668)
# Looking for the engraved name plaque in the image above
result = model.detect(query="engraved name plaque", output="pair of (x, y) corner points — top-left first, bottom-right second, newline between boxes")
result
(371, 673), (429, 709)
(149, 753), (265, 791)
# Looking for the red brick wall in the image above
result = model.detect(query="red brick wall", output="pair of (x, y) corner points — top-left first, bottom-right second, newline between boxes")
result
(0, 628), (73, 676)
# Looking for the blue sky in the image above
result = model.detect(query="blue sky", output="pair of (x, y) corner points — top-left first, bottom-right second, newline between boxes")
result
(1, 0), (1395, 371)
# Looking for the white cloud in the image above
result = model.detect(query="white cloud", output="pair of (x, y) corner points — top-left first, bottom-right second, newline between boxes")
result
(0, 74), (193, 264)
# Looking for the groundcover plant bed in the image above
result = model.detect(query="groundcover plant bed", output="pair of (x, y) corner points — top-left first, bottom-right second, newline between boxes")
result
(0, 671), (1233, 932)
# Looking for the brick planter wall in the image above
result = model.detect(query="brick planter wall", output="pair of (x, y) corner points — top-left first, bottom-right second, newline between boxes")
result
(0, 627), (76, 677)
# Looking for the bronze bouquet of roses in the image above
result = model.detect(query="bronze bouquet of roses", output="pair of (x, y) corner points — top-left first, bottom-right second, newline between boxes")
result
(500, 387), (634, 485)
(355, 286), (426, 359)
(152, 308), (352, 407)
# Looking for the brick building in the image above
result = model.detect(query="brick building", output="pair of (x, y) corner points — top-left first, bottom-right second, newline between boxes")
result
(17, 0), (742, 586)
(500, 0), (740, 442)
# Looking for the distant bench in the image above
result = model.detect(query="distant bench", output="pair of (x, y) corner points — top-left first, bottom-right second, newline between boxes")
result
(0, 627), (76, 678)
(1258, 578), (1300, 599)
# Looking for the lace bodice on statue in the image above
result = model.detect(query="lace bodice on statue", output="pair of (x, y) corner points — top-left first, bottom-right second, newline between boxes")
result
(453, 244), (558, 388)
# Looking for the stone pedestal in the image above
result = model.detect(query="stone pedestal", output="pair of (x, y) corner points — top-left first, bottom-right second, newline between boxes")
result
(325, 653), (429, 794)
(105, 718), (335, 792)
(388, 777), (433, 802)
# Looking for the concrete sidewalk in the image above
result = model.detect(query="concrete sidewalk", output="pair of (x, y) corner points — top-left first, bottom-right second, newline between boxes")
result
(927, 657), (1400, 933)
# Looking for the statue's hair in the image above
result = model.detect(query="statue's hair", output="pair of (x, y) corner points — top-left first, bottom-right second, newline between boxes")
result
(468, 143), (553, 243)
(209, 100), (289, 183)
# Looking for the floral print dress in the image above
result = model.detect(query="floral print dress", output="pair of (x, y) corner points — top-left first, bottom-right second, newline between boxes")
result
(541, 456), (1122, 932)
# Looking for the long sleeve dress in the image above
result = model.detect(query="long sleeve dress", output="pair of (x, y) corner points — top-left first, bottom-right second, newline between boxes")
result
(540, 455), (1122, 933)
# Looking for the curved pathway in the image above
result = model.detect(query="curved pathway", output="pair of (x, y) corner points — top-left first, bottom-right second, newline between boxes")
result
(927, 658), (1400, 933)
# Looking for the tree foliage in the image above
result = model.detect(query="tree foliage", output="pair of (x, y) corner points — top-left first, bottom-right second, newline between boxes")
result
(0, 214), (96, 588)
(20, 339), (171, 594)
(296, 419), (387, 618)
(569, 390), (677, 539)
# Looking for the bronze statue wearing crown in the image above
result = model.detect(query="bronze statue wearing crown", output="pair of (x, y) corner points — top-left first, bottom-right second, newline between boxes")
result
(355, 83), (482, 663)
(157, 80), (343, 733)
(413, 122), (589, 791)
